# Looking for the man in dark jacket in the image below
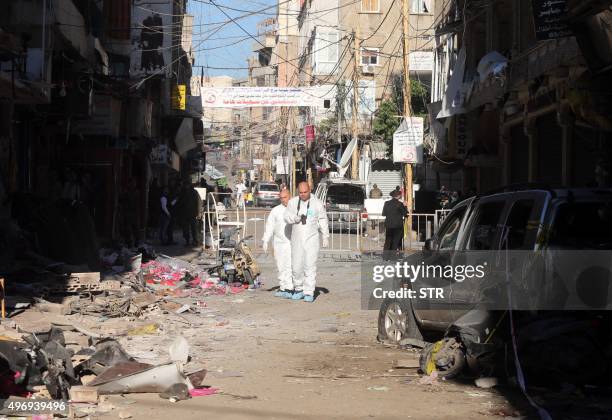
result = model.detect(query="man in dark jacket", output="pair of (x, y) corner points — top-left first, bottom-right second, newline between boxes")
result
(177, 182), (202, 246)
(382, 190), (408, 251)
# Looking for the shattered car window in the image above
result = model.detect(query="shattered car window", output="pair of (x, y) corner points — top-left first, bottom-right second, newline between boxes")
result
(549, 202), (612, 249)
(326, 185), (366, 205)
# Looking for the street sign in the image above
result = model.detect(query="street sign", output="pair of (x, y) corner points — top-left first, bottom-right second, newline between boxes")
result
(393, 117), (424, 164)
(275, 156), (289, 174)
(305, 125), (315, 143)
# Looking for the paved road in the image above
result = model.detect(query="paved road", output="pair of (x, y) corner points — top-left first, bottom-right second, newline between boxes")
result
(93, 255), (525, 420)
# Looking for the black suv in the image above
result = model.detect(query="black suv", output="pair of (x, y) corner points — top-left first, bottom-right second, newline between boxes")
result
(377, 187), (612, 344)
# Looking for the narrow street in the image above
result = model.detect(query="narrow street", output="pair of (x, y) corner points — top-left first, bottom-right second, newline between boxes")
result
(11, 255), (522, 419)
(2, 0), (612, 418)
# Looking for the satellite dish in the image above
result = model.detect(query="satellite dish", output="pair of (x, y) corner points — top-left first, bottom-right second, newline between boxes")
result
(337, 137), (358, 177)
(318, 137), (358, 178)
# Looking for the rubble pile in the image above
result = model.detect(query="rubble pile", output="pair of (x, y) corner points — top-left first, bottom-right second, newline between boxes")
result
(0, 323), (213, 416)
(0, 245), (251, 415)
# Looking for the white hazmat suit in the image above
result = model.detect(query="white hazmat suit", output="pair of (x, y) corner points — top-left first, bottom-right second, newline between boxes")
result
(284, 196), (329, 296)
(262, 204), (293, 291)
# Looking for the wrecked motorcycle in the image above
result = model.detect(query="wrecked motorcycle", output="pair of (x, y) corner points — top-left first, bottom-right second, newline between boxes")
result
(216, 229), (260, 286)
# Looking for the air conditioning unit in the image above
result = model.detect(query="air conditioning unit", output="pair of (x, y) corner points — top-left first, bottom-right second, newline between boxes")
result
(362, 65), (375, 74)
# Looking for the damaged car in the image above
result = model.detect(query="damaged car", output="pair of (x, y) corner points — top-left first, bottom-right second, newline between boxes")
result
(377, 186), (612, 381)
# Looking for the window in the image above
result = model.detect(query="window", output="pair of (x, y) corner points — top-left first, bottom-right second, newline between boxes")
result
(315, 31), (338, 62)
(465, 201), (505, 250)
(314, 30), (339, 74)
(326, 185), (366, 206)
(263, 107), (272, 121)
(361, 48), (380, 66)
(258, 183), (279, 192)
(411, 0), (431, 14)
(361, 0), (380, 12)
(549, 202), (612, 249)
(505, 200), (535, 250)
(437, 208), (466, 250)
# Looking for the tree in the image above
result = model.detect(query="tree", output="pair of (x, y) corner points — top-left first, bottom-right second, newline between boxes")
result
(372, 100), (400, 157)
(391, 75), (430, 117)
(317, 116), (337, 139)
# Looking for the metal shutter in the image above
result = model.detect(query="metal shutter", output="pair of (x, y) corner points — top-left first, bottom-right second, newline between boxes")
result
(368, 170), (402, 198)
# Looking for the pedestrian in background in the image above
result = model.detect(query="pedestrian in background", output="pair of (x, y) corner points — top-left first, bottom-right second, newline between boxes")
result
(235, 180), (247, 209)
(159, 187), (172, 245)
(382, 189), (408, 252)
(177, 182), (201, 246)
(165, 181), (180, 245)
(369, 184), (382, 199)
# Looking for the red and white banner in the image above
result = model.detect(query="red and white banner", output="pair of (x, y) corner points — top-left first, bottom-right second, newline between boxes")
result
(200, 86), (330, 108)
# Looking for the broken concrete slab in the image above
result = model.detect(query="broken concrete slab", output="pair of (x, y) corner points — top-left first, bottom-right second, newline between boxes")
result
(69, 385), (99, 403)
(35, 301), (72, 315)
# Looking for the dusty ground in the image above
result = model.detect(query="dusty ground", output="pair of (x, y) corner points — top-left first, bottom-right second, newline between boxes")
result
(7, 250), (528, 420)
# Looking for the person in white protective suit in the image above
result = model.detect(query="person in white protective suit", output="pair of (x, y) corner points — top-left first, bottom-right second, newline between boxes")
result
(284, 182), (329, 302)
(262, 189), (294, 298)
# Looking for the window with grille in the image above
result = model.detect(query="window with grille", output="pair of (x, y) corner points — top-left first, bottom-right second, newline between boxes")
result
(361, 0), (380, 12)
(411, 0), (431, 14)
(361, 48), (380, 66)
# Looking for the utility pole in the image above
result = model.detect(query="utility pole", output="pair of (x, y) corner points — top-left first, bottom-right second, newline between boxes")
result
(401, 0), (413, 232)
(351, 30), (360, 179)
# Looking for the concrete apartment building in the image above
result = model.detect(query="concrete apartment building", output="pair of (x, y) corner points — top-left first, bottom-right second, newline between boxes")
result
(246, 18), (279, 180)
(295, 0), (436, 132)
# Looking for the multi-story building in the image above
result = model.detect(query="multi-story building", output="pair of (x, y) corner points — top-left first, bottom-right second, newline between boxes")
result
(0, 0), (200, 247)
(246, 18), (279, 181)
(296, 0), (436, 132)
(430, 0), (612, 193)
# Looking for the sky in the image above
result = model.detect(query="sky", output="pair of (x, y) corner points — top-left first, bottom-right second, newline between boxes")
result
(187, 0), (278, 80)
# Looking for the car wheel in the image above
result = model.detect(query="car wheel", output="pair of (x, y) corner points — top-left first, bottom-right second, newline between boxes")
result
(377, 298), (422, 344)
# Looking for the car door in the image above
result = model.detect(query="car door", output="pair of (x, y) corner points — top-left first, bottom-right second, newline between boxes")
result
(449, 196), (510, 318)
(412, 203), (471, 326)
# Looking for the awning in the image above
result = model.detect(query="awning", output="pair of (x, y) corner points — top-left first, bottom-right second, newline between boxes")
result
(437, 47), (467, 120)
(174, 118), (197, 157)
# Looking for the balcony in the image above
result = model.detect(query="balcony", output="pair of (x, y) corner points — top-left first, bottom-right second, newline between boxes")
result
(252, 33), (276, 52)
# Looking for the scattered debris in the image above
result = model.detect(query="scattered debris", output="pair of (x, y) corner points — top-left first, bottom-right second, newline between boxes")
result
(367, 386), (390, 392)
(127, 323), (159, 336)
(92, 362), (193, 394)
(418, 371), (439, 386)
(160, 383), (191, 402)
(190, 387), (219, 397)
(475, 377), (498, 389)
(399, 338), (428, 349)
(69, 386), (99, 403)
(392, 359), (420, 369)
(169, 336), (190, 364)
